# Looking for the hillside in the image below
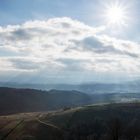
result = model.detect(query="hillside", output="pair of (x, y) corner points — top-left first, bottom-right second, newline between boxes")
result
(0, 87), (91, 115)
(1, 103), (140, 140)
(1, 87), (140, 116)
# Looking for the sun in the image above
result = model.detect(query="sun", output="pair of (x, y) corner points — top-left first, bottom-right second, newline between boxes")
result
(106, 6), (125, 24)
(104, 2), (129, 27)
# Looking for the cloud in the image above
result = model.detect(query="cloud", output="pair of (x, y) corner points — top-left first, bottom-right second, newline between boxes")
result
(0, 17), (140, 82)
(70, 36), (139, 58)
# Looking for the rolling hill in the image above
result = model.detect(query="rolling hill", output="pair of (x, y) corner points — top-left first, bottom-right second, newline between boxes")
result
(0, 87), (92, 115)
(1, 103), (140, 140)
(1, 87), (140, 116)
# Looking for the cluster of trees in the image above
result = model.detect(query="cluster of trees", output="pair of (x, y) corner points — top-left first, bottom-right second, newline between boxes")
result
(6, 116), (140, 140)
(60, 118), (140, 140)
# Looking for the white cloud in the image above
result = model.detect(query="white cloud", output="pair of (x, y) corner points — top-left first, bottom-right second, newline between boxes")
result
(0, 17), (140, 82)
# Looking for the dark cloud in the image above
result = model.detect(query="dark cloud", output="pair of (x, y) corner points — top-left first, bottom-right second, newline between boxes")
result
(11, 29), (31, 40)
(70, 36), (139, 58)
(10, 59), (40, 70)
(57, 58), (89, 71)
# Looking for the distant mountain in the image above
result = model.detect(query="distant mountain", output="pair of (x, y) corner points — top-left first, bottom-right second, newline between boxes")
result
(0, 80), (140, 94)
(77, 82), (140, 94)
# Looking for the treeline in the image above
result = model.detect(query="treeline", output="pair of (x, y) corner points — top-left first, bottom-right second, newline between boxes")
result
(35, 117), (140, 140)
(61, 117), (140, 140)
(45, 104), (140, 140)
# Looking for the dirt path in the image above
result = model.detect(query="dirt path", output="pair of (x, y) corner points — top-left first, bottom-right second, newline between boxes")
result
(36, 118), (61, 130)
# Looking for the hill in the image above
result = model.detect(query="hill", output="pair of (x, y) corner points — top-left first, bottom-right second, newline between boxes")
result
(0, 87), (91, 115)
(1, 87), (140, 116)
(1, 103), (140, 140)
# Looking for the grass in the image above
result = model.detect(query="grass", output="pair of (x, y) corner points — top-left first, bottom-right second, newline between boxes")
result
(1, 102), (140, 140)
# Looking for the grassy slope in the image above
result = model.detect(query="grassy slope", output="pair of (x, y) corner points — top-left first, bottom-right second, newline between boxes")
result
(1, 103), (140, 140)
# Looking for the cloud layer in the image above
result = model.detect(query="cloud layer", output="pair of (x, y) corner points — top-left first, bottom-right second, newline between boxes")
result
(0, 17), (140, 83)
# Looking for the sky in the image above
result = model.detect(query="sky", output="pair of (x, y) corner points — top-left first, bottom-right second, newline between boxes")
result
(0, 0), (140, 84)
